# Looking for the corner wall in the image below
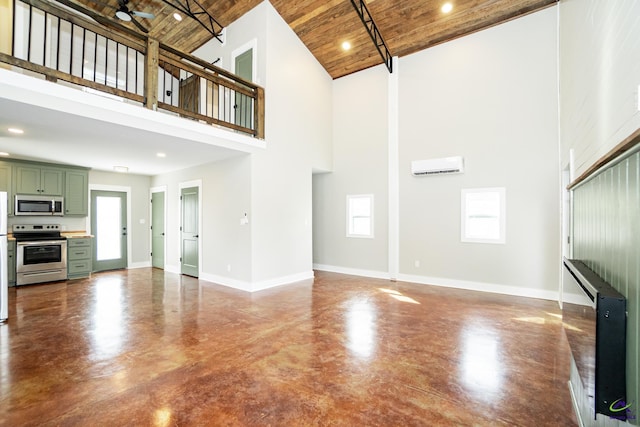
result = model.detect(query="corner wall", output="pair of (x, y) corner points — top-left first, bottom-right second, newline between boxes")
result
(313, 65), (390, 275)
(313, 7), (561, 299)
(161, 1), (333, 290)
(244, 2), (332, 287)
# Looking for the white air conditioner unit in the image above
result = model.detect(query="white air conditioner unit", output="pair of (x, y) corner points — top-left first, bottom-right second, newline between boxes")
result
(411, 156), (464, 176)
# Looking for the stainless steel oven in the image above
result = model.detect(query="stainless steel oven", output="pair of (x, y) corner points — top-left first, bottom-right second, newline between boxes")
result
(13, 225), (67, 286)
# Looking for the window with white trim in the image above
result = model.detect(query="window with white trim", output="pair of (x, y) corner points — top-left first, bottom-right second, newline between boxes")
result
(461, 187), (506, 244)
(347, 194), (374, 238)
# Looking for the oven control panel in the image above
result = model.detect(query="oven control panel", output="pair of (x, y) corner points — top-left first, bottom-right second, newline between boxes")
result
(12, 224), (62, 232)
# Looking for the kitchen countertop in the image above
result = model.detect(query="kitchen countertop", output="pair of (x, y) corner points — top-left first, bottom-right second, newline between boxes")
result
(61, 231), (93, 238)
(7, 231), (93, 240)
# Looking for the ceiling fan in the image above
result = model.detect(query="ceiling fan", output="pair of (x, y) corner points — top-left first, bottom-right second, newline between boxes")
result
(91, 0), (155, 33)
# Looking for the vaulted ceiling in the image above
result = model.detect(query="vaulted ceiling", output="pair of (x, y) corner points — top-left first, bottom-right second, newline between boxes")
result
(68, 0), (558, 79)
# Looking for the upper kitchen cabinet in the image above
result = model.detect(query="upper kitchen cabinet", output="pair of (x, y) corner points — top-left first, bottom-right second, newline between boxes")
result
(1, 160), (90, 216)
(64, 169), (88, 216)
(14, 165), (64, 196)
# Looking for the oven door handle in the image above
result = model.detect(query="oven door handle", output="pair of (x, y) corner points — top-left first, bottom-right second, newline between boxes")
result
(17, 240), (67, 247)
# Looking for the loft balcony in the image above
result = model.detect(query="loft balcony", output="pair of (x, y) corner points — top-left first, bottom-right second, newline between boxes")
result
(0, 0), (265, 141)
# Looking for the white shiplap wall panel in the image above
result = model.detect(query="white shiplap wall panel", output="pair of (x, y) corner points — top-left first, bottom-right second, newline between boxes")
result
(559, 0), (640, 177)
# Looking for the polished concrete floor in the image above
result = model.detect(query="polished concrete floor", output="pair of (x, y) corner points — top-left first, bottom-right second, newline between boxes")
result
(0, 269), (577, 426)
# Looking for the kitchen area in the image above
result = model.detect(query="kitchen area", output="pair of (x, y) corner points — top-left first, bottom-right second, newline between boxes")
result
(0, 158), (93, 323)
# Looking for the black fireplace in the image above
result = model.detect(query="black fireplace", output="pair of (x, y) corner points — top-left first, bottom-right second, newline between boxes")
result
(562, 258), (627, 420)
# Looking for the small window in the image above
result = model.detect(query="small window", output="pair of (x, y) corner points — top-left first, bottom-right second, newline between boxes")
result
(461, 187), (505, 244)
(347, 194), (374, 238)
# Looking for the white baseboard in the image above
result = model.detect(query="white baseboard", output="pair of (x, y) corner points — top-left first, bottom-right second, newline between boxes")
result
(128, 261), (151, 269)
(199, 273), (252, 292)
(397, 273), (559, 301)
(199, 270), (314, 293)
(313, 264), (391, 280)
(251, 270), (314, 292)
(164, 264), (180, 274)
(313, 264), (559, 301)
(568, 380), (585, 427)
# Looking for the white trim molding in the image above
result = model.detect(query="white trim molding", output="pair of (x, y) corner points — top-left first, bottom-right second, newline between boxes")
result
(314, 264), (559, 301)
(313, 264), (391, 280)
(397, 273), (559, 301)
(199, 270), (314, 293)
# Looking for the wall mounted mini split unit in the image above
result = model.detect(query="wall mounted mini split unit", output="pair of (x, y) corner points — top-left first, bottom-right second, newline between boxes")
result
(411, 156), (464, 176)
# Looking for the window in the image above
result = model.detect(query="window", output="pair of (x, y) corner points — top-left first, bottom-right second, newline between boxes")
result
(461, 187), (505, 244)
(347, 194), (374, 238)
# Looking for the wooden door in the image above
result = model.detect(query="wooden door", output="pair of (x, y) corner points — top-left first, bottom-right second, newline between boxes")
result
(180, 186), (199, 277)
(151, 191), (165, 269)
(234, 48), (253, 128)
(179, 74), (200, 115)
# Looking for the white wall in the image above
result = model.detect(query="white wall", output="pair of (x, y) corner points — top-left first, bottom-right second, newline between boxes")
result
(398, 7), (560, 298)
(559, 0), (640, 177)
(159, 1), (333, 289)
(248, 2), (332, 285)
(313, 7), (561, 299)
(192, 5), (267, 87)
(151, 155), (252, 284)
(313, 64), (390, 274)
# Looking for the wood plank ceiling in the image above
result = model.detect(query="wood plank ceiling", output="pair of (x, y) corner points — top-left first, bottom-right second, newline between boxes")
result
(69, 0), (558, 79)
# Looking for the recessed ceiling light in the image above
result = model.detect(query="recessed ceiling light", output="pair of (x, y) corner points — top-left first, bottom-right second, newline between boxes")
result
(113, 165), (129, 173)
(0, 152), (9, 157)
(173, 12), (182, 21)
(8, 128), (24, 134)
(341, 41), (351, 51)
(441, 2), (453, 13)
(157, 152), (166, 158)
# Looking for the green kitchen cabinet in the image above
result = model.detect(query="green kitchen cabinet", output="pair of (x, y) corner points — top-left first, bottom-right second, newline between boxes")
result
(8, 239), (16, 287)
(67, 237), (92, 279)
(0, 161), (13, 215)
(14, 164), (64, 196)
(64, 169), (89, 216)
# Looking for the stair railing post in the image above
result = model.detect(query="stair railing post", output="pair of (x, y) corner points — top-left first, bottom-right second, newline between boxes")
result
(144, 38), (159, 110)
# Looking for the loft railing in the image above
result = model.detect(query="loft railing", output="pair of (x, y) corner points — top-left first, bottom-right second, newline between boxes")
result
(0, 0), (265, 139)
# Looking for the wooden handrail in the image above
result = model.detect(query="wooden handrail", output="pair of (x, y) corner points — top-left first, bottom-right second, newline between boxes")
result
(160, 43), (258, 91)
(158, 54), (256, 98)
(1, 0), (265, 139)
(0, 52), (145, 102)
(23, 0), (146, 51)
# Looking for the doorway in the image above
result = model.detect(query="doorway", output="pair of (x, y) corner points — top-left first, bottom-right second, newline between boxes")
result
(233, 45), (253, 129)
(180, 185), (199, 277)
(91, 190), (128, 272)
(151, 189), (165, 269)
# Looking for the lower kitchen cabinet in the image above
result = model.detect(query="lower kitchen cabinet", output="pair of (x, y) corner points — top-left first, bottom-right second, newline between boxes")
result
(8, 239), (16, 287)
(67, 237), (92, 279)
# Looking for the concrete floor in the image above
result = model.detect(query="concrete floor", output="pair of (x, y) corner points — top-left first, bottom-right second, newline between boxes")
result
(0, 269), (577, 426)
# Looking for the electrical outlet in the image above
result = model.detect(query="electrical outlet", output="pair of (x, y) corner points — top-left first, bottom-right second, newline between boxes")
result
(414, 260), (420, 268)
(227, 264), (231, 272)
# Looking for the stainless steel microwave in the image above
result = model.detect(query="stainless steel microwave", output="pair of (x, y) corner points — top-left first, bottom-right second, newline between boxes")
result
(15, 195), (64, 216)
